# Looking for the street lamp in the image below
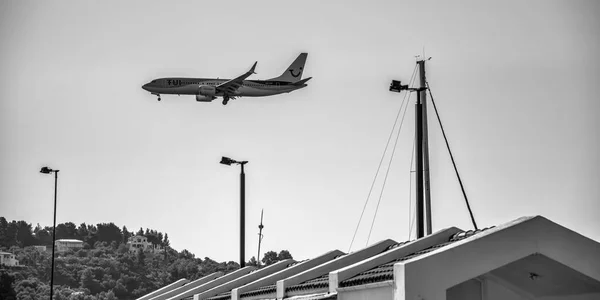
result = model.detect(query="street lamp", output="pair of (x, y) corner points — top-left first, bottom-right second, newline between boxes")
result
(40, 166), (59, 300)
(220, 156), (248, 268)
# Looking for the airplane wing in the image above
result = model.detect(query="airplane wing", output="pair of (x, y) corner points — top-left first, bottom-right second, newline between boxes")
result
(216, 62), (257, 95)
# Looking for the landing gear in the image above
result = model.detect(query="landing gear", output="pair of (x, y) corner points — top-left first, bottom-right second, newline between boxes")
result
(222, 96), (229, 105)
(152, 93), (161, 101)
(157, 96), (161, 101)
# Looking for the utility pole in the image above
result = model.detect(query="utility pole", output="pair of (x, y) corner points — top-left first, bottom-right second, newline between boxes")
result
(418, 59), (433, 235)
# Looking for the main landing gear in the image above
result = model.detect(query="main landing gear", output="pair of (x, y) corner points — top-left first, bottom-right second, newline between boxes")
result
(222, 96), (230, 105)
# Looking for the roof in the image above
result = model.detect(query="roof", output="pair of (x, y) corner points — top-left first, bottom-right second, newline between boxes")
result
(142, 216), (600, 300)
(0, 251), (15, 255)
(338, 227), (494, 288)
(56, 239), (84, 243)
(283, 240), (412, 295)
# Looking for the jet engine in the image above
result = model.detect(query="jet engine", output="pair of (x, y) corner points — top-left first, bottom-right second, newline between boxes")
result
(196, 95), (215, 102)
(198, 85), (216, 96)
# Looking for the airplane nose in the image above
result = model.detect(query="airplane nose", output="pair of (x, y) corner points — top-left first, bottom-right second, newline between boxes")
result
(142, 83), (149, 91)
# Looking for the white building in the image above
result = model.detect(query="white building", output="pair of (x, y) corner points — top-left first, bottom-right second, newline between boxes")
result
(128, 235), (163, 253)
(55, 239), (84, 252)
(33, 245), (47, 252)
(137, 216), (600, 300)
(0, 251), (19, 267)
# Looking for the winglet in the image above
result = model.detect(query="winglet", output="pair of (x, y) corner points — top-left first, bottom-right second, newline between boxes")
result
(249, 61), (257, 74)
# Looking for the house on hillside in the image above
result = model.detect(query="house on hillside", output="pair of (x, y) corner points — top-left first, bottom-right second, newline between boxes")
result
(55, 239), (84, 252)
(33, 245), (47, 252)
(0, 251), (19, 267)
(127, 235), (163, 253)
(135, 216), (600, 300)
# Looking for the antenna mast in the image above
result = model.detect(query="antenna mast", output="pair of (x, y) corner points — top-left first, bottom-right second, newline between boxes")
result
(389, 57), (432, 239)
(256, 209), (264, 267)
(419, 59), (433, 235)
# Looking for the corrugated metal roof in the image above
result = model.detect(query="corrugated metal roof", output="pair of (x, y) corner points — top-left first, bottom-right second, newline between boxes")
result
(339, 227), (494, 288)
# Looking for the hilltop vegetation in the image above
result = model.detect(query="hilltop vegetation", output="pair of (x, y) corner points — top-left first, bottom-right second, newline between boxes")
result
(0, 217), (292, 300)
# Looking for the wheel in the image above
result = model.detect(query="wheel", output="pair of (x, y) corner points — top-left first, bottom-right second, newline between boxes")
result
(222, 99), (228, 105)
(157, 98), (161, 102)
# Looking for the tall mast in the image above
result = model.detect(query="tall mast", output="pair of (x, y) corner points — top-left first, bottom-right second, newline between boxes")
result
(415, 89), (424, 238)
(418, 60), (433, 235)
(257, 209), (264, 267)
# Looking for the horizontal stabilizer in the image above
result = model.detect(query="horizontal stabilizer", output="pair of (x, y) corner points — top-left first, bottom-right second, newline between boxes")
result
(293, 77), (312, 86)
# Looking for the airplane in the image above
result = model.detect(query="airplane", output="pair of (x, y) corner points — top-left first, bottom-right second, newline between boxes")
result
(141, 53), (311, 105)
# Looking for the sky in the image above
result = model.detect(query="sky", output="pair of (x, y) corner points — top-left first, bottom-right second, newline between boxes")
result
(1, 0), (599, 263)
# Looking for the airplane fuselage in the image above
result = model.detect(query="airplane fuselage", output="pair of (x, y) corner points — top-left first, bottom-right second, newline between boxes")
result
(142, 78), (306, 97)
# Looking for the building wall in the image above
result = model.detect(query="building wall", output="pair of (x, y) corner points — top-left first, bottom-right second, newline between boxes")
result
(447, 279), (482, 300)
(338, 285), (392, 300)
(55, 240), (84, 252)
(0, 253), (19, 266)
(445, 278), (600, 300)
(538, 293), (600, 300)
(483, 278), (528, 300)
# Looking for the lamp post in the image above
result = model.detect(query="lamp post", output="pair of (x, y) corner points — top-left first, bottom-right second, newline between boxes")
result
(220, 156), (248, 268)
(40, 166), (59, 300)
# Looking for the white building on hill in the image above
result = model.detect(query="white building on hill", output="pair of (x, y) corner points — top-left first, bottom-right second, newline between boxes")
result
(55, 239), (84, 252)
(128, 235), (163, 253)
(0, 251), (19, 267)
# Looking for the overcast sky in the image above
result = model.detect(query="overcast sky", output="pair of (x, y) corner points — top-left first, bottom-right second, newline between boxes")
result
(1, 0), (599, 263)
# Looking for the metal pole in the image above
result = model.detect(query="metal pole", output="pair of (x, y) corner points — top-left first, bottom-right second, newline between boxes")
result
(50, 171), (58, 300)
(415, 92), (424, 239)
(240, 164), (246, 268)
(418, 60), (432, 235)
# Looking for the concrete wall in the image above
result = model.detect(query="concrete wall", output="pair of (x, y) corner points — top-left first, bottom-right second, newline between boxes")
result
(483, 279), (527, 300)
(538, 294), (600, 300)
(446, 279), (482, 300)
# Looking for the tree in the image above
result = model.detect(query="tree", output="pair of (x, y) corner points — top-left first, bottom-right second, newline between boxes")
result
(34, 227), (52, 246)
(5, 221), (18, 247)
(261, 251), (278, 266)
(96, 223), (122, 245)
(77, 223), (89, 239)
(136, 228), (144, 236)
(246, 256), (258, 267)
(56, 222), (77, 239)
(278, 250), (293, 260)
(0, 271), (17, 300)
(16, 221), (35, 247)
(0, 217), (8, 247)
(122, 226), (131, 244)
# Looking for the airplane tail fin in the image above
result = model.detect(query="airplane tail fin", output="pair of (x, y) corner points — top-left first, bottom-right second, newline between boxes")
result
(268, 53), (308, 83)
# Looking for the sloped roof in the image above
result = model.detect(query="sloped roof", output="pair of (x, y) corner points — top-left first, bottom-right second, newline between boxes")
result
(339, 226), (494, 288)
(145, 216), (600, 300)
(284, 240), (412, 295)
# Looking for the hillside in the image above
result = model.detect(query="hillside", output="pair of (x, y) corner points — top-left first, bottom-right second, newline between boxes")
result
(0, 217), (291, 300)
